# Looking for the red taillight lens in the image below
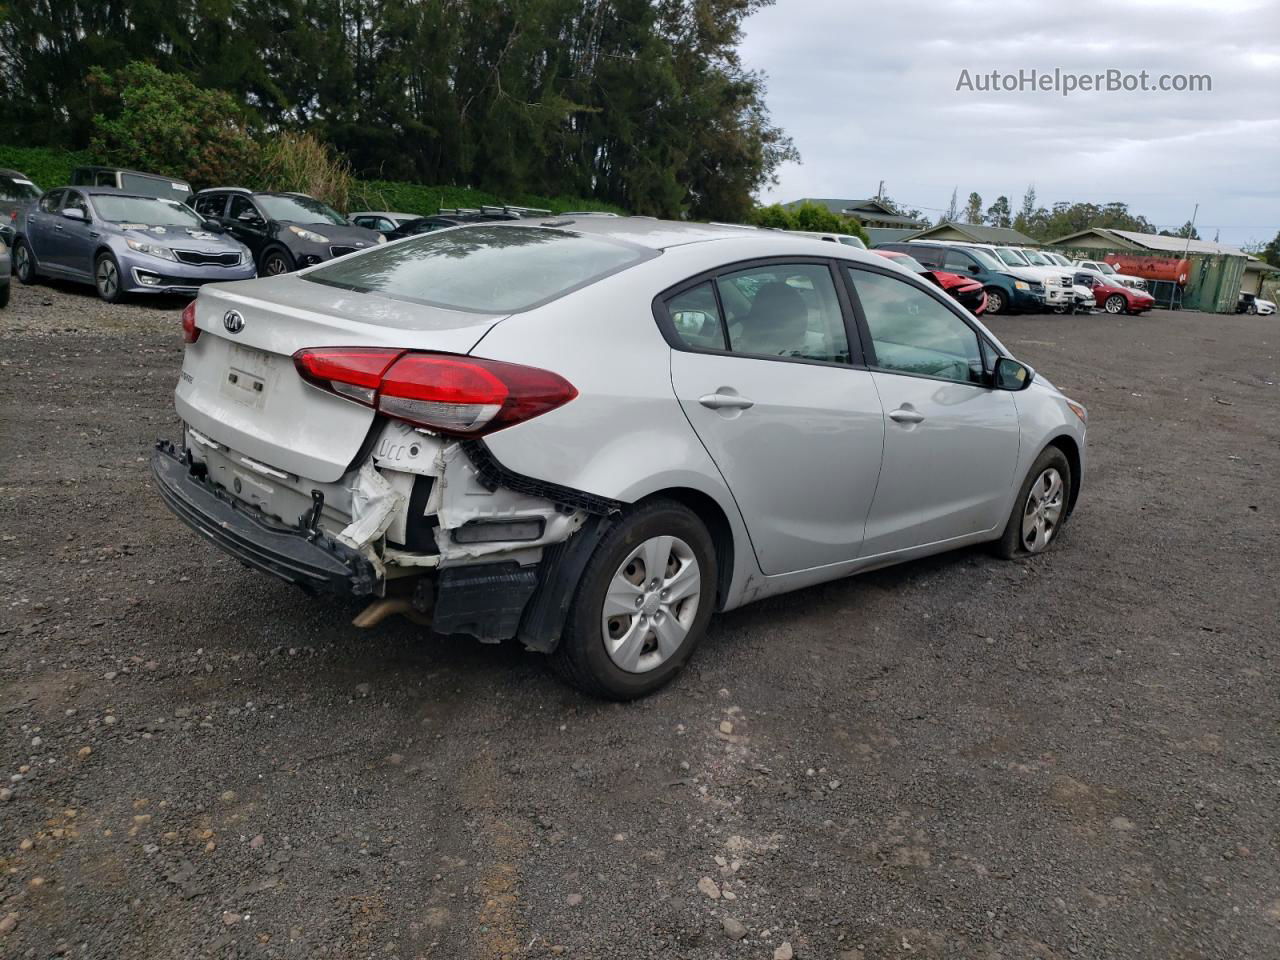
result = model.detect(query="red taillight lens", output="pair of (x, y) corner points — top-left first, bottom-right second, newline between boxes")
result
(291, 348), (577, 436)
(181, 301), (200, 343)
(294, 347), (404, 405)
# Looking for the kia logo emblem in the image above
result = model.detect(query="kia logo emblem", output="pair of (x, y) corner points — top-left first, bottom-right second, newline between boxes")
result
(223, 310), (245, 334)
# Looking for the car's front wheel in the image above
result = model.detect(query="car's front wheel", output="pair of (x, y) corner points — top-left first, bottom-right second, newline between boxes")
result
(1246, 303), (1257, 315)
(95, 252), (124, 303)
(996, 446), (1072, 559)
(13, 239), (37, 285)
(260, 248), (296, 276)
(985, 288), (1006, 315)
(551, 499), (717, 700)
(1104, 294), (1127, 315)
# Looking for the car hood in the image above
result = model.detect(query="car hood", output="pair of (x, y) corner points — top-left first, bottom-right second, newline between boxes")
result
(278, 220), (384, 247)
(115, 223), (246, 253)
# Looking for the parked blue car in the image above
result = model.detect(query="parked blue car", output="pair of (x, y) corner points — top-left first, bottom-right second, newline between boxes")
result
(11, 186), (256, 302)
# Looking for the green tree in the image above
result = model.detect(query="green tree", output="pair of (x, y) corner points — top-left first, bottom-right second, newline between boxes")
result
(963, 191), (983, 224)
(1159, 220), (1200, 239)
(944, 187), (958, 223)
(88, 61), (259, 187)
(985, 195), (1011, 228)
(1260, 229), (1280, 268)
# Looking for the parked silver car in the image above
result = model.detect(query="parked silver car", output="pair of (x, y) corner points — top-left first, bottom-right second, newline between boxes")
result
(153, 218), (1087, 699)
(12, 187), (256, 301)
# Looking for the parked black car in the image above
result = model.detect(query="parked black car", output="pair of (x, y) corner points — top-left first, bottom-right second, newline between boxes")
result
(385, 205), (548, 241)
(71, 166), (193, 202)
(189, 188), (384, 275)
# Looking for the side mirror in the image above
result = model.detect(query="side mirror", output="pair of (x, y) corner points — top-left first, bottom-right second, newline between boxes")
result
(237, 210), (262, 224)
(969, 264), (982, 274)
(61, 207), (86, 222)
(202, 219), (225, 233)
(993, 356), (1034, 391)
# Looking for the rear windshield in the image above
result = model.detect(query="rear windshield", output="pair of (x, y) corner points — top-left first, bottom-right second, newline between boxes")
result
(303, 225), (654, 313)
(120, 173), (191, 197)
(0, 174), (41, 202)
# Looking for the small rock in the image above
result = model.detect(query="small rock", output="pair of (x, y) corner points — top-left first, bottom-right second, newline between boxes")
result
(222, 911), (241, 926)
(249, 835), (265, 849)
(697, 876), (721, 899)
(19, 838), (33, 851)
(719, 720), (734, 734)
(0, 788), (12, 802)
(774, 942), (794, 960)
(355, 683), (372, 698)
(722, 890), (737, 901)
(103, 715), (117, 726)
(722, 916), (747, 941)
(566, 893), (583, 907)
(143, 844), (159, 854)
(386, 753), (404, 765)
(220, 791), (237, 803)
(104, 672), (117, 680)
(77, 747), (92, 759)
(30, 737), (43, 748)
(0, 912), (18, 935)
(1110, 816), (1135, 831)
(204, 841), (216, 853)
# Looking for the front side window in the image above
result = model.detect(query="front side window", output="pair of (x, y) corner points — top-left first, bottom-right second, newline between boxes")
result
(848, 268), (984, 385)
(62, 190), (90, 217)
(968, 247), (1005, 271)
(304, 225), (653, 313)
(942, 250), (977, 273)
(94, 171), (118, 187)
(995, 247), (1030, 266)
(228, 195), (261, 222)
(716, 263), (850, 363)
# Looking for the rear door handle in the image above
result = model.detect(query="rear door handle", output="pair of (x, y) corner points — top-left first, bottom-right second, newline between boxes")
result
(889, 407), (925, 424)
(699, 393), (755, 411)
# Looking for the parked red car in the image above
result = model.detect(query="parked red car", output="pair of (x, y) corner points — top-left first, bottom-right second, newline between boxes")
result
(1075, 272), (1155, 316)
(873, 249), (987, 315)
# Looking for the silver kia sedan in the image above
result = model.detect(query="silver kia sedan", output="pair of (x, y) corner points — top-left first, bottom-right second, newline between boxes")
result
(153, 218), (1087, 699)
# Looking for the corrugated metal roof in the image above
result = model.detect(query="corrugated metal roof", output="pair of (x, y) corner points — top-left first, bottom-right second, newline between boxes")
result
(1049, 227), (1259, 259)
(907, 222), (1039, 245)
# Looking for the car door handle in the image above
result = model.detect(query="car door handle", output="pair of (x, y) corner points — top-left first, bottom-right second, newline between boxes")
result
(699, 392), (755, 411)
(889, 407), (925, 424)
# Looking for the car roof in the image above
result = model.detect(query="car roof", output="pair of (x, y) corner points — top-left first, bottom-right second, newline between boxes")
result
(0, 168), (33, 179)
(73, 165), (191, 181)
(68, 186), (179, 201)
(351, 211), (416, 218)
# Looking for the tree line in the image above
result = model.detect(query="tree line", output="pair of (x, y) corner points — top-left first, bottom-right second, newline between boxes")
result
(0, 0), (796, 220)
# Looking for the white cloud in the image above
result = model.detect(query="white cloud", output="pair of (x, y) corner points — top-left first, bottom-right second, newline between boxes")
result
(740, 0), (1280, 245)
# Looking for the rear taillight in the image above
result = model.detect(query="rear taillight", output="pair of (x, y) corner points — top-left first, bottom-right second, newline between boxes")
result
(292, 348), (577, 437)
(181, 301), (200, 343)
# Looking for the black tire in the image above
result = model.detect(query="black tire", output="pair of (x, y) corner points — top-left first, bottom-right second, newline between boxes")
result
(984, 288), (1006, 315)
(260, 247), (296, 276)
(1104, 294), (1127, 315)
(0, 281), (8, 309)
(1246, 303), (1257, 315)
(995, 446), (1072, 560)
(13, 239), (37, 285)
(94, 252), (125, 303)
(550, 499), (717, 700)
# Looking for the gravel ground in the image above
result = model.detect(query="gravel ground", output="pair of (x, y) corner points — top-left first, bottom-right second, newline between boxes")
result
(1, 279), (1278, 960)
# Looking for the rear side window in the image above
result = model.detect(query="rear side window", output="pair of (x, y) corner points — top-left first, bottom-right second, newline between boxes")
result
(304, 225), (654, 313)
(0, 175), (41, 202)
(668, 282), (726, 350)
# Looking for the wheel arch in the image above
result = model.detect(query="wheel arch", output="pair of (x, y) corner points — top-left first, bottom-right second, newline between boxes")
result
(1045, 433), (1082, 516)
(637, 486), (735, 611)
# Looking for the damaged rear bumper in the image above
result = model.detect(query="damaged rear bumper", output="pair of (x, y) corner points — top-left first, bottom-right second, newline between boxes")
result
(151, 440), (378, 596)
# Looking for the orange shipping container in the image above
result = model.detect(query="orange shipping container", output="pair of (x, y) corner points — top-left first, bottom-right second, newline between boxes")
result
(1104, 253), (1192, 286)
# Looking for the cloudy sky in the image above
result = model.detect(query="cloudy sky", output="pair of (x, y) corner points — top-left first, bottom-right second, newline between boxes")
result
(739, 0), (1280, 248)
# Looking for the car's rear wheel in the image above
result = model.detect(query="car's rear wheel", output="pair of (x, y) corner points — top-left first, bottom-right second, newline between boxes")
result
(995, 447), (1072, 559)
(551, 499), (716, 700)
(261, 248), (296, 276)
(95, 252), (124, 303)
(985, 288), (1006, 315)
(1104, 294), (1126, 315)
(13, 240), (37, 285)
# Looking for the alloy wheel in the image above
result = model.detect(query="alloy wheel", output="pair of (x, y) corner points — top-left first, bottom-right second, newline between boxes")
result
(1021, 467), (1065, 553)
(15, 245), (30, 281)
(1105, 295), (1125, 314)
(600, 535), (701, 674)
(986, 291), (1003, 314)
(264, 254), (290, 276)
(96, 258), (118, 299)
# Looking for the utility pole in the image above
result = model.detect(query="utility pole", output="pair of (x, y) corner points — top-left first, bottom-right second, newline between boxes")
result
(876, 180), (884, 203)
(1183, 203), (1198, 257)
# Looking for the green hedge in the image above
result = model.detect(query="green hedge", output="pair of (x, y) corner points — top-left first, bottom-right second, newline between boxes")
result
(0, 146), (93, 191)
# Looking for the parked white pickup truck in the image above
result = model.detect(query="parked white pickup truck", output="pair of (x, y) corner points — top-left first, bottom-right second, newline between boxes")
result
(1074, 258), (1147, 290)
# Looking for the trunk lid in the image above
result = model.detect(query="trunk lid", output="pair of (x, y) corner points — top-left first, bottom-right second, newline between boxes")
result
(175, 276), (507, 482)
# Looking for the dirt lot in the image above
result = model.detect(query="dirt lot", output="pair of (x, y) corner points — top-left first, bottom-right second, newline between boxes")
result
(1, 278), (1278, 960)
